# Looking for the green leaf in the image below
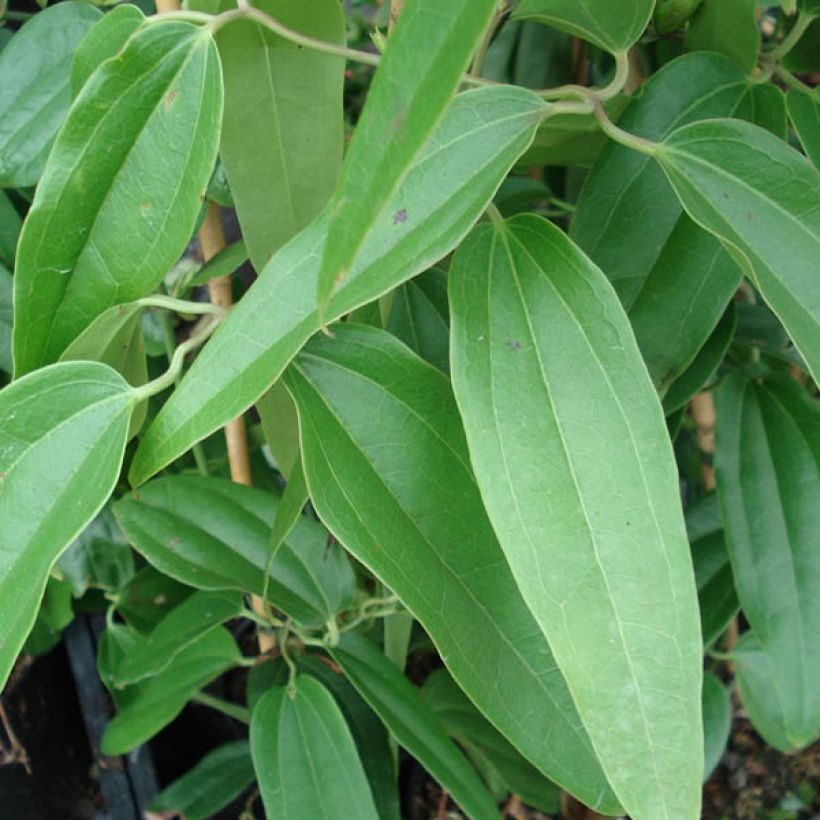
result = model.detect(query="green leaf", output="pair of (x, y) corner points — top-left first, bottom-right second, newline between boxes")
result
(787, 88), (820, 167)
(655, 118), (820, 384)
(513, 0), (655, 52)
(106, 590), (243, 687)
(329, 633), (498, 820)
(113, 475), (354, 627)
(316, 0), (498, 314)
(702, 672), (731, 780)
(218, 0), (345, 271)
(685, 0), (761, 71)
(661, 302), (737, 413)
(654, 0), (706, 34)
(149, 741), (255, 820)
(0, 191), (22, 269)
(23, 577), (74, 656)
(284, 323), (618, 813)
(691, 529), (740, 647)
(422, 668), (561, 815)
(385, 268), (450, 373)
(101, 626), (241, 755)
(250, 676), (379, 820)
(114, 564), (194, 634)
(745, 83), (788, 139)
(571, 52), (751, 311)
(130, 85), (546, 485)
(715, 374), (820, 749)
(257, 379), (301, 480)
(0, 2), (102, 187)
(297, 656), (400, 820)
(0, 361), (135, 690)
(449, 214), (703, 819)
(12, 22), (223, 375)
(189, 238), (248, 289)
(71, 5), (145, 96)
(0, 264), (12, 375)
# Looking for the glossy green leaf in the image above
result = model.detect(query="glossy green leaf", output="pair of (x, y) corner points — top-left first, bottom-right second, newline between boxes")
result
(284, 323), (617, 813)
(101, 626), (241, 755)
(661, 302), (737, 413)
(0, 361), (135, 690)
(107, 590), (242, 687)
(654, 0), (705, 34)
(422, 668), (561, 814)
(702, 672), (731, 780)
(23, 577), (74, 656)
(715, 374), (820, 749)
(787, 88), (820, 167)
(113, 475), (354, 627)
(572, 53), (751, 311)
(329, 633), (498, 820)
(386, 268), (450, 373)
(114, 564), (194, 634)
(0, 264), (12, 375)
(218, 0), (344, 271)
(264, 458), (309, 588)
(297, 655), (400, 820)
(685, 0), (760, 70)
(655, 118), (820, 384)
(0, 192), (21, 269)
(316, 0), (498, 313)
(12, 22), (223, 375)
(250, 676), (379, 820)
(130, 85), (546, 486)
(513, 0), (655, 52)
(71, 5), (145, 96)
(746, 83), (788, 139)
(0, 2), (102, 187)
(449, 214), (703, 819)
(189, 238), (248, 289)
(149, 741), (255, 820)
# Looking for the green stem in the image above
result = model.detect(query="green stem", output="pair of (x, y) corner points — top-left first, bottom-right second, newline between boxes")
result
(2, 10), (33, 20)
(593, 101), (658, 156)
(138, 294), (225, 316)
(538, 50), (630, 103)
(470, 4), (509, 76)
(765, 12), (814, 62)
(485, 202), (506, 230)
(773, 64), (813, 93)
(192, 692), (250, 724)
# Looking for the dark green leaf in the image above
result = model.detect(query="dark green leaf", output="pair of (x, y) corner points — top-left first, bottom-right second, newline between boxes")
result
(685, 0), (761, 71)
(189, 238), (248, 288)
(0, 264), (12, 375)
(317, 0), (498, 313)
(285, 323), (618, 813)
(329, 633), (498, 820)
(0, 191), (22, 269)
(12, 22), (222, 374)
(449, 214), (703, 819)
(113, 475), (354, 627)
(655, 119), (820, 384)
(0, 2), (102, 187)
(654, 0), (705, 34)
(691, 530), (740, 646)
(149, 741), (255, 820)
(257, 379), (301, 480)
(114, 564), (194, 634)
(702, 672), (731, 780)
(130, 85), (546, 485)
(0, 361), (135, 689)
(250, 676), (379, 820)
(23, 577), (74, 656)
(787, 88), (820, 167)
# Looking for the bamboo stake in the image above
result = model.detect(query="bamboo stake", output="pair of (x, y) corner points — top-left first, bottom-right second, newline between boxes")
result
(691, 391), (716, 491)
(388, 0), (405, 34)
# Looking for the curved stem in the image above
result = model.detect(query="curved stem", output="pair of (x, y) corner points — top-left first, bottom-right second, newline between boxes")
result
(538, 50), (630, 103)
(137, 294), (225, 315)
(593, 100), (658, 155)
(773, 64), (813, 93)
(192, 692), (250, 724)
(765, 12), (813, 63)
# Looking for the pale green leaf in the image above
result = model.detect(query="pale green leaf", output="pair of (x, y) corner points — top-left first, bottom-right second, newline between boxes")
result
(317, 0), (498, 313)
(130, 85), (546, 486)
(12, 22), (223, 375)
(449, 214), (703, 819)
(0, 361), (135, 690)
(250, 676), (379, 820)
(0, 2), (102, 187)
(655, 118), (820, 383)
(284, 323), (618, 813)
(329, 633), (498, 820)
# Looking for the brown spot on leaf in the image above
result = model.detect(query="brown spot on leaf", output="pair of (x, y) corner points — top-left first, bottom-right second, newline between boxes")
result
(164, 89), (177, 110)
(393, 208), (408, 225)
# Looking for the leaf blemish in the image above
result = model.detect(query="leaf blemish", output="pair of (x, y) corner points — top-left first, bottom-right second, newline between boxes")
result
(164, 89), (178, 111)
(393, 208), (408, 225)
(507, 340), (521, 351)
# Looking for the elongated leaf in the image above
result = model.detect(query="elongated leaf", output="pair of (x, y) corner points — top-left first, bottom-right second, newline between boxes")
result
(329, 633), (498, 820)
(114, 564), (194, 634)
(101, 627), (241, 755)
(316, 0), (498, 312)
(685, 0), (761, 71)
(513, 0), (655, 52)
(422, 668), (561, 814)
(0, 361), (135, 690)
(0, 2), (102, 187)
(702, 672), (731, 780)
(746, 83), (788, 139)
(12, 22), (223, 375)
(297, 656), (400, 820)
(149, 741), (255, 820)
(449, 214), (703, 819)
(284, 324), (617, 813)
(0, 192), (21, 269)
(113, 475), (354, 627)
(251, 676), (379, 820)
(107, 590), (242, 687)
(24, 576), (74, 657)
(130, 85), (546, 485)
(71, 5), (145, 96)
(691, 530), (740, 646)
(715, 374), (820, 749)
(655, 118), (820, 383)
(257, 380), (301, 480)
(218, 0), (345, 271)
(787, 88), (820, 167)
(189, 238), (248, 288)
(0, 265), (12, 375)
